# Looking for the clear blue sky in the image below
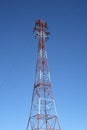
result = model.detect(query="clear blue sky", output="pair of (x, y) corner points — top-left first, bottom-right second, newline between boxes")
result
(0, 0), (87, 130)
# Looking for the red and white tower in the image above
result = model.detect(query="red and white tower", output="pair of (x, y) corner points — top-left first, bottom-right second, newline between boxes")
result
(26, 20), (61, 130)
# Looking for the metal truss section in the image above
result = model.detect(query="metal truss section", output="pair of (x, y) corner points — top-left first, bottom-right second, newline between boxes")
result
(34, 44), (51, 87)
(29, 97), (61, 130)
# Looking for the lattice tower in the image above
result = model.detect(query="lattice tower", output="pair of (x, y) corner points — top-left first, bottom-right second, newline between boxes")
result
(26, 19), (61, 130)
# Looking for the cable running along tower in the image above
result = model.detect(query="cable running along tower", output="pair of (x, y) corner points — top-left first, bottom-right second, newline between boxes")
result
(26, 20), (61, 130)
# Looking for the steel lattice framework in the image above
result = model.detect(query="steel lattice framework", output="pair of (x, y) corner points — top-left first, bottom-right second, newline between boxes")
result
(26, 19), (61, 130)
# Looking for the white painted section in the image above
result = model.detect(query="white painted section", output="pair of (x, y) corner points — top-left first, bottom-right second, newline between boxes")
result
(35, 30), (49, 40)
(40, 98), (54, 101)
(43, 50), (47, 58)
(40, 50), (42, 57)
(40, 31), (43, 38)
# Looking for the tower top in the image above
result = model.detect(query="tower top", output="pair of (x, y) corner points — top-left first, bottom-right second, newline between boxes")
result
(35, 19), (48, 29)
(34, 19), (50, 40)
